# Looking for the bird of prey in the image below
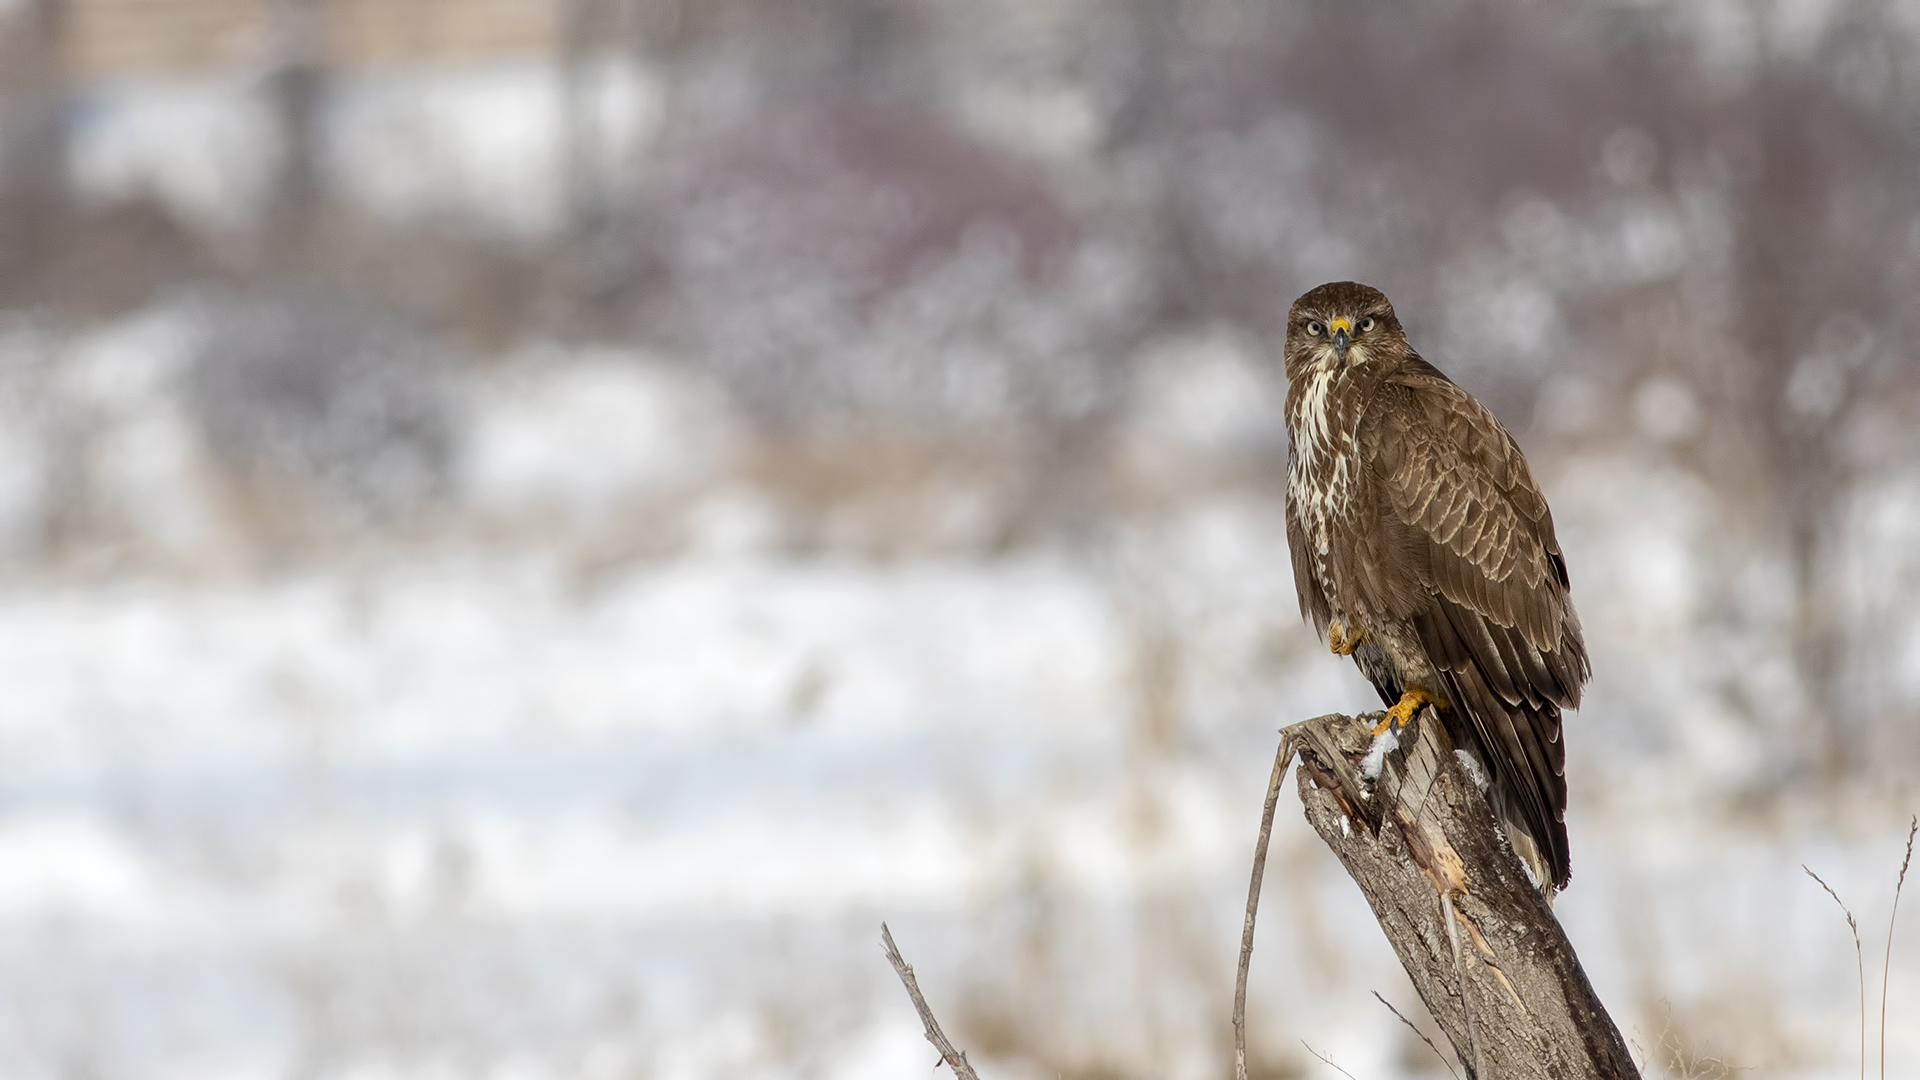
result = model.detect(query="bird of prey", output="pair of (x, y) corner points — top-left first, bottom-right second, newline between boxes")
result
(1281, 281), (1589, 894)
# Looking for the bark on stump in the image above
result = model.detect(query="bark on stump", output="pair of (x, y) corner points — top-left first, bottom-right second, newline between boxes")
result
(1285, 710), (1640, 1080)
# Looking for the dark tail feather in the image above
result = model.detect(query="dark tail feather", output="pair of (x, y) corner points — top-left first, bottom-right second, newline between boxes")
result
(1439, 666), (1572, 891)
(1352, 622), (1571, 890)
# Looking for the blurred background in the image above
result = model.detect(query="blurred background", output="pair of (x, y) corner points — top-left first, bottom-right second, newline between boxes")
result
(0, 0), (1918, 1077)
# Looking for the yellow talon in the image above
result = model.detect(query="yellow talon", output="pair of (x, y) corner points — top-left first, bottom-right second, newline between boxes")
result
(1329, 621), (1366, 656)
(1370, 687), (1435, 737)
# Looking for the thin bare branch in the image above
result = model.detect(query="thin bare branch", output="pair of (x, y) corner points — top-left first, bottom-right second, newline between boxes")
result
(1804, 866), (1864, 1080)
(1234, 731), (1296, 1080)
(1882, 817), (1917, 1080)
(881, 923), (983, 1080)
(1302, 1041), (1361, 1080)
(1373, 989), (1460, 1080)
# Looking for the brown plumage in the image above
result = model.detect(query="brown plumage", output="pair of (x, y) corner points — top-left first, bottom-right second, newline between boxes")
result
(1281, 281), (1589, 893)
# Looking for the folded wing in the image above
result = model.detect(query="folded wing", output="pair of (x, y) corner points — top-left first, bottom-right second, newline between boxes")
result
(1360, 360), (1590, 888)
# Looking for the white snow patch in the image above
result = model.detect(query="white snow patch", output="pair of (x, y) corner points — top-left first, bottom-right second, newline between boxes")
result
(458, 348), (743, 523)
(0, 814), (152, 915)
(1516, 843), (1542, 890)
(50, 305), (239, 561)
(56, 304), (198, 415)
(831, 1018), (940, 1080)
(1454, 749), (1490, 792)
(69, 78), (279, 232)
(1360, 724), (1400, 780)
(463, 799), (981, 919)
(331, 61), (662, 239)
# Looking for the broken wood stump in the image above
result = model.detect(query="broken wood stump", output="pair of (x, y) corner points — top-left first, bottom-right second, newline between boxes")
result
(1237, 710), (1640, 1080)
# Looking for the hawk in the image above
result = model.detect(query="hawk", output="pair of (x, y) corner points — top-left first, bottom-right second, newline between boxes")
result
(1281, 281), (1589, 894)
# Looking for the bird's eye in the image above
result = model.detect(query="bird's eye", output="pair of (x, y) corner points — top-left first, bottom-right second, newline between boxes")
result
(1305, 321), (1325, 337)
(1360, 317), (1377, 333)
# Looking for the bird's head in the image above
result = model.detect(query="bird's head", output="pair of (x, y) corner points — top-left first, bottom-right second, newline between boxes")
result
(1284, 281), (1405, 379)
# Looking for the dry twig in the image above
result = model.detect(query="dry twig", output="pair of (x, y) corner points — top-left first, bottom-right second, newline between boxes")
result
(1302, 1040), (1361, 1080)
(1629, 1007), (1742, 1080)
(1804, 866), (1864, 1080)
(1373, 989), (1461, 1080)
(1881, 817), (1917, 1080)
(881, 923), (983, 1080)
(1233, 731), (1296, 1080)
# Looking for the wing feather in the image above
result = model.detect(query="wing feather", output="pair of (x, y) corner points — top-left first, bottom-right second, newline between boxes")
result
(1450, 591), (1521, 705)
(1362, 357), (1588, 889)
(1364, 369), (1570, 646)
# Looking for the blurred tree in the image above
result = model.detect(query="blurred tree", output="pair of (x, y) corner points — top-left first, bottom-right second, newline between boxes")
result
(0, 0), (69, 296)
(264, 0), (332, 259)
(4, 0), (1917, 780)
(1719, 0), (1920, 778)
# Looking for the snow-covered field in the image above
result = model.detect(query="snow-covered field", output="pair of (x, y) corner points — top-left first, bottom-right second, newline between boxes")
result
(0, 545), (1915, 1079)
(0, 327), (1914, 1079)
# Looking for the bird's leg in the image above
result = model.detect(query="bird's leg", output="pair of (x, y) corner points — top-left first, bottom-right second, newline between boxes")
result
(1328, 620), (1367, 656)
(1370, 687), (1434, 737)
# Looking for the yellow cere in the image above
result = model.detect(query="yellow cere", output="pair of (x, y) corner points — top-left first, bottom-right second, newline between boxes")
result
(1329, 317), (1353, 335)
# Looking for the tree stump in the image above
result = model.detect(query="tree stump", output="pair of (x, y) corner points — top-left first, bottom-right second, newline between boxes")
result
(1258, 710), (1640, 1080)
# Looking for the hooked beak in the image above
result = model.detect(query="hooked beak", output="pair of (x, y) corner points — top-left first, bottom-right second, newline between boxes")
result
(1330, 317), (1352, 355)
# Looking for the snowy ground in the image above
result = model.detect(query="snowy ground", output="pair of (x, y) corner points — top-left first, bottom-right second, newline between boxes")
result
(0, 307), (1912, 1078)
(0, 497), (1914, 1078)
